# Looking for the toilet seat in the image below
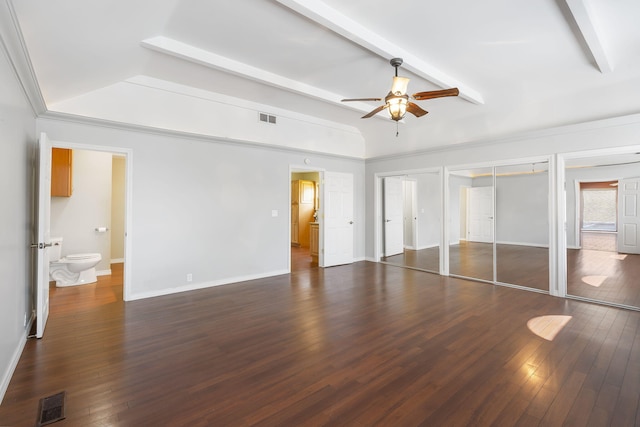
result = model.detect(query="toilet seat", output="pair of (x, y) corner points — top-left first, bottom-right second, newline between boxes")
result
(65, 253), (101, 261)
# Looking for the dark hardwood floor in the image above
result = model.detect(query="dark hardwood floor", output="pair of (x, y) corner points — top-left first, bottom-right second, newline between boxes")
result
(567, 248), (640, 308)
(1, 260), (639, 426)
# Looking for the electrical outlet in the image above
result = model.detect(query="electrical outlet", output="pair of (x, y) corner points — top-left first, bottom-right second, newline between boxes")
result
(187, 273), (193, 282)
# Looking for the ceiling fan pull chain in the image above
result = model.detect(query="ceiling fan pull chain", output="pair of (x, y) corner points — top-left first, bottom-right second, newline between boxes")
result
(396, 121), (399, 137)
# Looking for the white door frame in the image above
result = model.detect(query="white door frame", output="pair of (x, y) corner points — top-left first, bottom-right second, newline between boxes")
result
(48, 139), (134, 301)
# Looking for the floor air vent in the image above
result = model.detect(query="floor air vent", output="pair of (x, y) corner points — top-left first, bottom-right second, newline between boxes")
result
(259, 112), (277, 124)
(36, 391), (66, 426)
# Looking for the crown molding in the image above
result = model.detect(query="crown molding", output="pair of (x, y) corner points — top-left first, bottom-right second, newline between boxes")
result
(0, 0), (46, 115)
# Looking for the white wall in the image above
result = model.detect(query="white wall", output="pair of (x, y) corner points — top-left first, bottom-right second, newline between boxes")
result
(0, 35), (36, 402)
(37, 117), (366, 300)
(495, 172), (549, 246)
(52, 78), (366, 158)
(50, 149), (112, 272)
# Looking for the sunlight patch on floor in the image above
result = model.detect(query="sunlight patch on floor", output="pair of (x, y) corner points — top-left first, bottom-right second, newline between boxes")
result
(527, 315), (572, 341)
(582, 275), (607, 287)
(610, 254), (627, 260)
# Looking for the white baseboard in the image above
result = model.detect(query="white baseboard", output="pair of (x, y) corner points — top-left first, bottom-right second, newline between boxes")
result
(128, 269), (290, 301)
(111, 258), (124, 264)
(416, 243), (439, 250)
(96, 269), (112, 276)
(0, 313), (33, 405)
(496, 241), (549, 248)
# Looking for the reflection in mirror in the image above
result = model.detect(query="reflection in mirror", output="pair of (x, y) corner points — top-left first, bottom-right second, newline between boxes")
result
(565, 154), (640, 309)
(495, 162), (549, 291)
(448, 167), (494, 281)
(380, 171), (440, 273)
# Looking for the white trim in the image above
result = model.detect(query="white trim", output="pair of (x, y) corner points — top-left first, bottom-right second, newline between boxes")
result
(128, 269), (289, 301)
(549, 154), (561, 297)
(496, 241), (549, 248)
(111, 258), (124, 264)
(0, 0), (46, 115)
(441, 167), (449, 275)
(566, 0), (613, 73)
(96, 269), (111, 277)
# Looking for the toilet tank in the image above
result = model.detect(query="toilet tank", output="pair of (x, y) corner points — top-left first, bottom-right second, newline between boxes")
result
(50, 237), (63, 261)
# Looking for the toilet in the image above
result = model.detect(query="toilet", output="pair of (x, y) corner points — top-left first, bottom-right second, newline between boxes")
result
(49, 237), (102, 287)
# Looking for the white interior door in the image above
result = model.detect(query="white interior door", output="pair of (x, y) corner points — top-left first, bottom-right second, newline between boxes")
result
(323, 172), (354, 267)
(468, 186), (494, 243)
(35, 132), (52, 338)
(618, 178), (640, 254)
(383, 177), (404, 256)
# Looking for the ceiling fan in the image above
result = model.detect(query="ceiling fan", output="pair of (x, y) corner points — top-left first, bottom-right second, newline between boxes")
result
(341, 58), (459, 122)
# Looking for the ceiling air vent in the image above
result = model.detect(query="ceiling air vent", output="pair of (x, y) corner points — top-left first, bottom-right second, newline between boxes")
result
(259, 112), (277, 124)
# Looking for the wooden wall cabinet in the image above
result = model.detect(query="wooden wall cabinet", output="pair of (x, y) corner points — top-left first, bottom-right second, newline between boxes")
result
(51, 148), (73, 197)
(291, 179), (315, 247)
(310, 222), (319, 264)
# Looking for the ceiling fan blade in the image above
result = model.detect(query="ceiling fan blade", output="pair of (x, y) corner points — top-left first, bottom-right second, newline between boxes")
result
(412, 88), (459, 100)
(341, 97), (382, 102)
(391, 76), (410, 95)
(361, 104), (388, 119)
(407, 102), (429, 118)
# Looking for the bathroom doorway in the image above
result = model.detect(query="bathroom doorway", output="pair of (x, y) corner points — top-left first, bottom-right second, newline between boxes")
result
(48, 142), (132, 303)
(290, 167), (322, 272)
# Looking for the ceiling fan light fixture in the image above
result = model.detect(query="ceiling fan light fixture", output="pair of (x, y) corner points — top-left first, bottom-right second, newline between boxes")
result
(387, 94), (408, 121)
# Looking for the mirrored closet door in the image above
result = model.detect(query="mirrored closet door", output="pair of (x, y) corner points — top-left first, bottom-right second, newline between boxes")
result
(565, 153), (640, 309)
(380, 171), (441, 274)
(448, 167), (494, 282)
(495, 162), (549, 291)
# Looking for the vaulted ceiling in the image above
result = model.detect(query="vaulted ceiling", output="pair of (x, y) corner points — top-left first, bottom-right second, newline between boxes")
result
(10, 0), (640, 158)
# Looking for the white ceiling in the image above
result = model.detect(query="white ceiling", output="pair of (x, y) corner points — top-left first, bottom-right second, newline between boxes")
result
(11, 0), (640, 158)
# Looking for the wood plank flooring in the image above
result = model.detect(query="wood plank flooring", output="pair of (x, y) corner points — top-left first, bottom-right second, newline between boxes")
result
(567, 248), (640, 308)
(1, 261), (639, 426)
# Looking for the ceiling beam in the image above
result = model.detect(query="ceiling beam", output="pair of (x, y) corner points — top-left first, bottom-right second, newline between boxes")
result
(275, 0), (484, 105)
(140, 36), (386, 119)
(566, 0), (613, 73)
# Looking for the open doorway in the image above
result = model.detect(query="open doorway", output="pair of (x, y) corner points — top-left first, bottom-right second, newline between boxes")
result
(580, 181), (617, 251)
(48, 147), (128, 305)
(290, 170), (320, 272)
